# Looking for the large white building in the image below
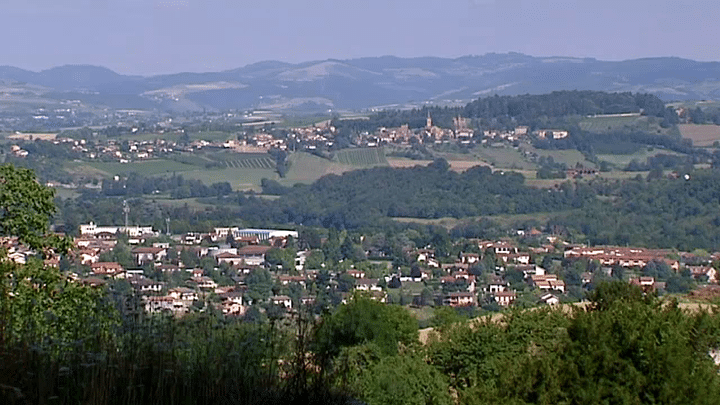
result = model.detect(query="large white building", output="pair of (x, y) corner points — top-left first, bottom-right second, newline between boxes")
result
(79, 222), (157, 237)
(231, 228), (298, 241)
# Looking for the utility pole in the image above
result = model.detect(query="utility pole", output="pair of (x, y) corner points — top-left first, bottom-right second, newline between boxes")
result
(123, 200), (129, 230)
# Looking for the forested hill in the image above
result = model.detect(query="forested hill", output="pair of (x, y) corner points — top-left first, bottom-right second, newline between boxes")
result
(243, 161), (720, 250)
(333, 90), (674, 133)
(242, 160), (594, 228)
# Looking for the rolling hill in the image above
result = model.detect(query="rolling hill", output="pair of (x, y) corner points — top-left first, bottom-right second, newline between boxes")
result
(1, 53), (720, 112)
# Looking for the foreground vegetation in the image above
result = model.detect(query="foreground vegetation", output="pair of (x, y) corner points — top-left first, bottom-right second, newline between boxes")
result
(3, 164), (720, 404)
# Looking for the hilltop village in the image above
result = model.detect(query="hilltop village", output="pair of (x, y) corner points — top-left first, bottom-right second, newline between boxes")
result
(5, 112), (568, 165)
(4, 220), (714, 319)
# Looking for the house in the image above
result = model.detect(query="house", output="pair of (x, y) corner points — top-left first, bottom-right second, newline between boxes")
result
(271, 295), (292, 308)
(486, 275), (508, 293)
(630, 276), (659, 293)
(416, 249), (435, 262)
(444, 292), (476, 307)
(192, 276), (217, 290)
(131, 277), (165, 294)
(355, 278), (382, 292)
(347, 269), (366, 279)
(539, 293), (560, 306)
(494, 291), (516, 307)
(278, 275), (306, 287)
(687, 266), (718, 283)
(216, 252), (244, 266)
(169, 287), (198, 302)
(530, 274), (566, 292)
(144, 296), (175, 314)
(219, 292), (245, 315)
(157, 264), (180, 273)
(131, 246), (167, 265)
(91, 262), (124, 276)
(77, 249), (100, 265)
(236, 245), (272, 266)
(460, 253), (480, 265)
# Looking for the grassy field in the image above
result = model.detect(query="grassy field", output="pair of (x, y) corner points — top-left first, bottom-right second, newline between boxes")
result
(334, 147), (388, 166)
(472, 146), (536, 170)
(679, 124), (720, 147)
(521, 145), (595, 168)
(118, 131), (237, 144)
(392, 210), (580, 229)
(280, 152), (357, 185)
(386, 158), (488, 172)
(84, 159), (197, 176)
(579, 116), (642, 132)
(180, 167), (279, 191)
(150, 197), (219, 209)
(596, 148), (684, 167)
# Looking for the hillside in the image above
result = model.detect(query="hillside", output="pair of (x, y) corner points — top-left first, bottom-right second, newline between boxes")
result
(1, 54), (720, 112)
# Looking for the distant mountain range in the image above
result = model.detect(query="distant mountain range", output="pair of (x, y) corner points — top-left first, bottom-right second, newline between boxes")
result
(2, 53), (720, 112)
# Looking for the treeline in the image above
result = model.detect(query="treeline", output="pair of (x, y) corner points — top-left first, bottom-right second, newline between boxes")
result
(550, 171), (720, 250)
(333, 91), (671, 133)
(99, 172), (233, 198)
(538, 130), (695, 155)
(249, 159), (594, 228)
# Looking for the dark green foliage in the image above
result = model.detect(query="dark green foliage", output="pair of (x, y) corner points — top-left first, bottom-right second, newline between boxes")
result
(360, 354), (452, 405)
(314, 296), (418, 358)
(334, 91), (666, 133)
(429, 281), (720, 404)
(237, 163), (593, 229)
(0, 164), (68, 251)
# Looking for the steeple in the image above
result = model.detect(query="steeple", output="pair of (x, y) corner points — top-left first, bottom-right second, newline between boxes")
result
(426, 111), (432, 129)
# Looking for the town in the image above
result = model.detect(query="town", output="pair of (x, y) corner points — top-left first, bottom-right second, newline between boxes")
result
(4, 219), (714, 320)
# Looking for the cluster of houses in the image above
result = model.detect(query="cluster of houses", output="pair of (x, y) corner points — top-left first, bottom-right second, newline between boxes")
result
(4, 220), (720, 318)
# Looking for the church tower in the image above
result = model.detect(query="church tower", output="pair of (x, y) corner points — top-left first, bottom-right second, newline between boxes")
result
(426, 111), (432, 129)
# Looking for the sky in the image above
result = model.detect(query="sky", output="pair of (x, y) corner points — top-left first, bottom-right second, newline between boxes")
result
(2, 0), (719, 76)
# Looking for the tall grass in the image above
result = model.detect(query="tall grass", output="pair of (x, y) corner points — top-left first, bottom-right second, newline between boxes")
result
(0, 305), (352, 404)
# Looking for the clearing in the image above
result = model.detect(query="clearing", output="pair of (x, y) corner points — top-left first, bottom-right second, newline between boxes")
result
(679, 124), (720, 147)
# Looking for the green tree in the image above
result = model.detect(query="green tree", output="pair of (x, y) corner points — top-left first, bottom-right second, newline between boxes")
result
(315, 295), (418, 359)
(360, 354), (452, 405)
(0, 164), (69, 252)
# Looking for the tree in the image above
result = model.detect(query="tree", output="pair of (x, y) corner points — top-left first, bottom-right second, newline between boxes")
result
(0, 164), (116, 347)
(314, 295), (418, 359)
(0, 164), (69, 252)
(359, 354), (452, 405)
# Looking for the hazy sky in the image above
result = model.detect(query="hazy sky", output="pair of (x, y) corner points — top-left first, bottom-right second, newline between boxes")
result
(2, 0), (719, 75)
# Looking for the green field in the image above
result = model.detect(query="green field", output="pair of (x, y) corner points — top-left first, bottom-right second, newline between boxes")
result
(281, 152), (358, 185)
(83, 159), (197, 176)
(335, 147), (388, 166)
(579, 116), (642, 132)
(596, 148), (684, 167)
(471, 146), (536, 170)
(521, 145), (595, 168)
(180, 167), (279, 191)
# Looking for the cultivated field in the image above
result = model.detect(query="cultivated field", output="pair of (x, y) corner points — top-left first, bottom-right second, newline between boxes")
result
(335, 147), (388, 166)
(679, 124), (720, 147)
(280, 152), (362, 185)
(221, 156), (275, 169)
